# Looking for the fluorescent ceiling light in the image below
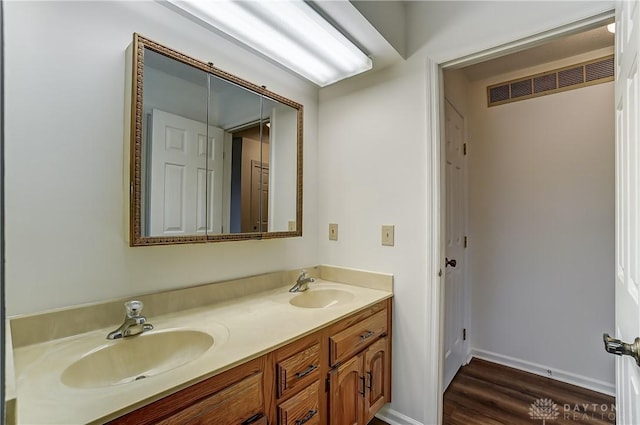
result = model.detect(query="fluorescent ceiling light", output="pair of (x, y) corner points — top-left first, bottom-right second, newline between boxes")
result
(166, 0), (373, 87)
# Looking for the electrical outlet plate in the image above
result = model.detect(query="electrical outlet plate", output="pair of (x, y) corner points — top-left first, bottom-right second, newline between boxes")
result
(329, 223), (338, 241)
(381, 225), (394, 246)
(288, 221), (296, 231)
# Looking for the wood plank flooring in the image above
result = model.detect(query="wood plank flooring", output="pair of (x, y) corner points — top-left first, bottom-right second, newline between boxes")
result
(443, 359), (615, 425)
(369, 358), (615, 425)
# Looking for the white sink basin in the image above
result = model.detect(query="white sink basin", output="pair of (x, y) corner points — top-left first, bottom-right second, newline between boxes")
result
(289, 288), (355, 309)
(61, 330), (213, 389)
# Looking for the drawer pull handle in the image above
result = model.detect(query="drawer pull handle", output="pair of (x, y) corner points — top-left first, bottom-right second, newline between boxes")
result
(242, 413), (267, 425)
(360, 330), (375, 340)
(367, 371), (373, 390)
(359, 375), (366, 396)
(295, 364), (318, 379)
(295, 409), (318, 425)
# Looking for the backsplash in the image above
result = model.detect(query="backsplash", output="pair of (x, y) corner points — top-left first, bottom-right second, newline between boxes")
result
(9, 265), (392, 348)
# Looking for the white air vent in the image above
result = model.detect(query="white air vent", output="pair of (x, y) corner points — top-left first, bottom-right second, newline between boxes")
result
(487, 55), (614, 107)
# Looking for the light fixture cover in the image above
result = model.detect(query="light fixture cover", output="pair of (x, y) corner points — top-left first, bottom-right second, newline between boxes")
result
(166, 0), (373, 87)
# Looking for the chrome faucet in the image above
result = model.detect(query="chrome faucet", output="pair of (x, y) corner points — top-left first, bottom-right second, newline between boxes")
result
(289, 270), (315, 293)
(107, 300), (154, 340)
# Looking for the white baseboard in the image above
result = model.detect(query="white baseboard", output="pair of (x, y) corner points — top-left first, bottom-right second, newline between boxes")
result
(471, 348), (615, 396)
(375, 405), (425, 425)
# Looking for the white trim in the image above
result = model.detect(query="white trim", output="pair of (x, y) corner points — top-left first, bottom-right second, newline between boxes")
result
(471, 349), (615, 397)
(377, 405), (424, 425)
(465, 350), (473, 365)
(425, 57), (444, 425)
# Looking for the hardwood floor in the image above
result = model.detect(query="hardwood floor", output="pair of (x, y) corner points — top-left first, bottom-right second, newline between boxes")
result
(443, 359), (615, 425)
(369, 358), (615, 425)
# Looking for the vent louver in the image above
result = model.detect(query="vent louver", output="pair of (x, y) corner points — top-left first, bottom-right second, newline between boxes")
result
(487, 54), (614, 107)
(489, 84), (510, 103)
(511, 80), (532, 98)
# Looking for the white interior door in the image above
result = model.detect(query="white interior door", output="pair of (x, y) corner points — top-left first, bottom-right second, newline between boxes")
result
(443, 100), (467, 390)
(612, 0), (640, 422)
(150, 109), (223, 236)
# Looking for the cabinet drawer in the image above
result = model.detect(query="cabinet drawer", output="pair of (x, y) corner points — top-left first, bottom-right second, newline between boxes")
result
(277, 382), (320, 425)
(329, 309), (387, 366)
(277, 343), (320, 398)
(156, 372), (264, 425)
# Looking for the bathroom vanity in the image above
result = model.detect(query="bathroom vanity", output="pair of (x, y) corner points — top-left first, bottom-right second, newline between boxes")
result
(8, 266), (392, 424)
(109, 298), (390, 425)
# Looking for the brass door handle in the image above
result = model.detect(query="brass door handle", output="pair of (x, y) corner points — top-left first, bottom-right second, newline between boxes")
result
(446, 258), (457, 268)
(603, 333), (640, 366)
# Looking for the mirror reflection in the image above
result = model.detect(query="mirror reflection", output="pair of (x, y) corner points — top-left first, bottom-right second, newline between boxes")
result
(130, 35), (302, 245)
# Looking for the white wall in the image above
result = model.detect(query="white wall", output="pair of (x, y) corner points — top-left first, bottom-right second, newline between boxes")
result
(5, 1), (318, 315)
(319, 58), (430, 422)
(350, 1), (407, 58)
(318, 2), (614, 424)
(406, 1), (614, 63)
(467, 53), (615, 390)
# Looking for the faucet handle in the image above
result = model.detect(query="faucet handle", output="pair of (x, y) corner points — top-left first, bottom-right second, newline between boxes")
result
(124, 300), (144, 318)
(299, 270), (308, 278)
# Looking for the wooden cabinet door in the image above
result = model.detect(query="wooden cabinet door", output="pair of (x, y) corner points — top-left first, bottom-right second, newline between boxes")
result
(328, 354), (364, 425)
(363, 337), (389, 423)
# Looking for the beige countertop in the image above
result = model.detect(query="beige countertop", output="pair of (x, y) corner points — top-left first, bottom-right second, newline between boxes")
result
(12, 277), (392, 424)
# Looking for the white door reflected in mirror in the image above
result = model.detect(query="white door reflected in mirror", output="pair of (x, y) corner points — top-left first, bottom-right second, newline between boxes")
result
(126, 34), (303, 245)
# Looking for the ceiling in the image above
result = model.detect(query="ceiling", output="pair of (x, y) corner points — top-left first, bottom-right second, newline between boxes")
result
(462, 24), (615, 81)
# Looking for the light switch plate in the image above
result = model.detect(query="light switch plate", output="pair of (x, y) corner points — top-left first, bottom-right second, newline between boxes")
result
(329, 223), (338, 241)
(382, 225), (394, 246)
(288, 221), (296, 231)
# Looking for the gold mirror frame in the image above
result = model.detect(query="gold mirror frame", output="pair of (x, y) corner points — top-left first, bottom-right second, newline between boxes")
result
(127, 34), (303, 246)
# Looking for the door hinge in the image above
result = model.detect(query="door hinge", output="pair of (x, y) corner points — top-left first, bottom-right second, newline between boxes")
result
(463, 328), (467, 341)
(464, 236), (468, 248)
(463, 143), (467, 155)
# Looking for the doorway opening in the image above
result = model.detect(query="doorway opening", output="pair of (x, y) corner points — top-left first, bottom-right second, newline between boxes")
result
(436, 12), (616, 424)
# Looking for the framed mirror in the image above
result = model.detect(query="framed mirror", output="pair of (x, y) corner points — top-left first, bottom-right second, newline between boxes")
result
(126, 34), (303, 245)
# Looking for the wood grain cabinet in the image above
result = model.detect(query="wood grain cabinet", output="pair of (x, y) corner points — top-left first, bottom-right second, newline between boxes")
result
(363, 337), (390, 423)
(277, 382), (320, 425)
(108, 357), (269, 425)
(109, 298), (391, 425)
(274, 334), (323, 425)
(327, 302), (391, 425)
